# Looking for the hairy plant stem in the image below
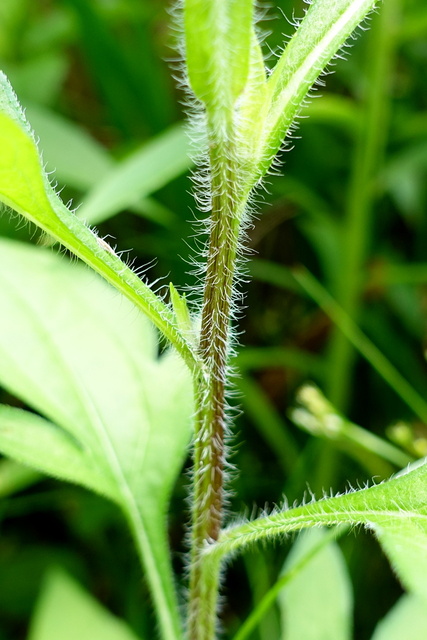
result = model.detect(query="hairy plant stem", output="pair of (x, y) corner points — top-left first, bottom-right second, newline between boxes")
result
(188, 111), (244, 640)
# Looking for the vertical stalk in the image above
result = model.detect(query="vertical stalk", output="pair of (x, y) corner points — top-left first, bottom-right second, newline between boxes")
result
(187, 111), (244, 640)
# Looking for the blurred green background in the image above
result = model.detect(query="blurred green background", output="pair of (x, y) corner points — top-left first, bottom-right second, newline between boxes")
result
(1, 0), (427, 638)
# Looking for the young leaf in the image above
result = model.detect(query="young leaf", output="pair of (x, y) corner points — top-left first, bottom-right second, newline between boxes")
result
(184, 0), (253, 108)
(29, 568), (142, 640)
(169, 282), (193, 343)
(244, 0), (380, 188)
(0, 71), (199, 371)
(0, 238), (192, 640)
(279, 529), (353, 640)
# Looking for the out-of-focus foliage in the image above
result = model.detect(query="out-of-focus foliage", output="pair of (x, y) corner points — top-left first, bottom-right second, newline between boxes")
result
(0, 0), (427, 639)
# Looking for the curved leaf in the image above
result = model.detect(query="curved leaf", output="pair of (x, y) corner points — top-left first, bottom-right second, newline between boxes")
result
(0, 405), (118, 500)
(205, 459), (427, 611)
(184, 0), (253, 107)
(0, 72), (199, 371)
(237, 0), (379, 191)
(78, 124), (192, 225)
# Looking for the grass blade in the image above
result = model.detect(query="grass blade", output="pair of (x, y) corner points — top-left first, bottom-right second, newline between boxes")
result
(293, 267), (427, 424)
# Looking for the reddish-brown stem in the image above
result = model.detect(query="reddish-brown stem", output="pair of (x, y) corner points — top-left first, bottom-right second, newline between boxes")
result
(187, 120), (243, 639)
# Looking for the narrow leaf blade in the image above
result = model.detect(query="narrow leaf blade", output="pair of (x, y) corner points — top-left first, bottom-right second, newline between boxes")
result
(253, 0), (378, 183)
(210, 460), (427, 614)
(78, 124), (192, 225)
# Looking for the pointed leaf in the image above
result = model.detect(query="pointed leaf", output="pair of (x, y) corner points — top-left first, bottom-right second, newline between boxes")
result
(29, 568), (142, 640)
(237, 32), (269, 168)
(78, 124), (192, 225)
(250, 0), (379, 185)
(170, 282), (194, 344)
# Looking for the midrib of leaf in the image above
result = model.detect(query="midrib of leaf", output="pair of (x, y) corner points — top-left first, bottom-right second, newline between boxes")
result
(207, 507), (427, 565)
(67, 375), (183, 640)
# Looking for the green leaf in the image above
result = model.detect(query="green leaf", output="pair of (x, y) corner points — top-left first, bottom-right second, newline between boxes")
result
(0, 238), (193, 640)
(237, 31), (269, 165)
(0, 459), (41, 498)
(371, 594), (427, 640)
(279, 529), (353, 640)
(0, 71), (199, 371)
(0, 0), (28, 58)
(184, 0), (253, 107)
(232, 526), (349, 640)
(249, 0), (379, 186)
(29, 568), (142, 640)
(5, 54), (68, 106)
(205, 459), (427, 612)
